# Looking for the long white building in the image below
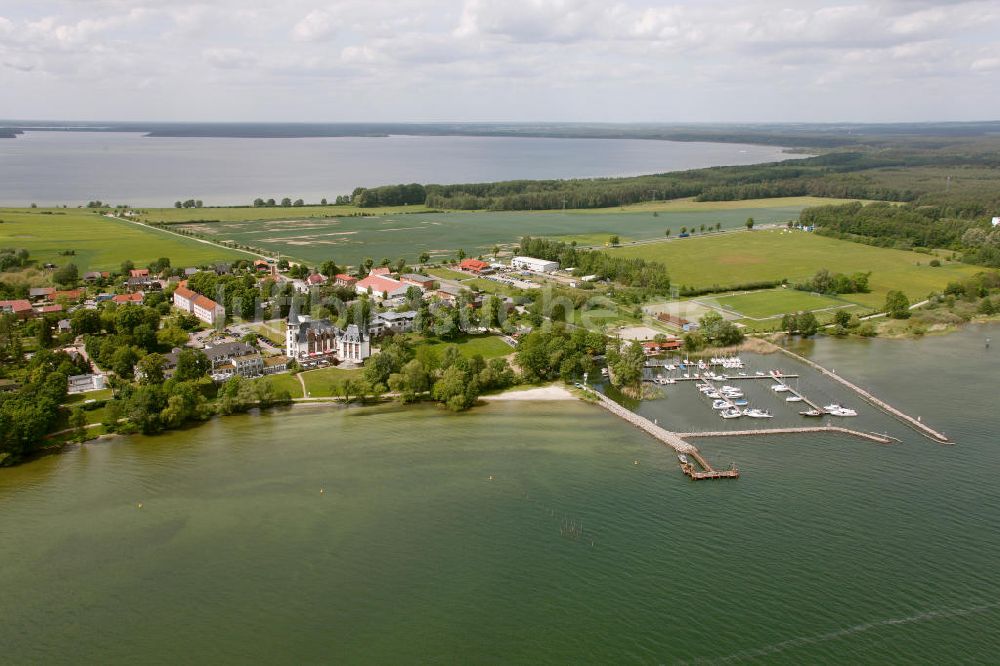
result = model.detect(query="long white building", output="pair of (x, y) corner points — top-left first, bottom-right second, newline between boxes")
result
(173, 285), (225, 326)
(511, 256), (559, 273)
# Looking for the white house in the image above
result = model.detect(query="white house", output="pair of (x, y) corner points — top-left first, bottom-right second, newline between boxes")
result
(173, 285), (225, 326)
(511, 256), (559, 273)
(369, 310), (417, 337)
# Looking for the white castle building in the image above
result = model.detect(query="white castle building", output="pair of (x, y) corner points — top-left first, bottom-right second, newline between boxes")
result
(286, 303), (370, 365)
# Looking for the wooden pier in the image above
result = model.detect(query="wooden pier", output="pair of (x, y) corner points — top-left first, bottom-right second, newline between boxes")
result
(587, 389), (739, 480)
(767, 371), (823, 412)
(771, 345), (951, 443)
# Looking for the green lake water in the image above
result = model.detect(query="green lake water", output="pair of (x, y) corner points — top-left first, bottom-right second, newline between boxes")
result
(3, 325), (1000, 664)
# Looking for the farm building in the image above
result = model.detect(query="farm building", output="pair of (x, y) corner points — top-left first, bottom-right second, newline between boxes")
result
(511, 256), (559, 273)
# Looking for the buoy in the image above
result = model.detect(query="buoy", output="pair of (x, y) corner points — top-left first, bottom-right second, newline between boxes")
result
(488, 475), (495, 480)
(633, 460), (639, 465)
(137, 502), (143, 509)
(320, 489), (324, 494)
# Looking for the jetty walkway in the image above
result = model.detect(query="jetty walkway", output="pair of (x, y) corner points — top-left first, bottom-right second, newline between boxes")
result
(771, 345), (951, 443)
(586, 389), (739, 480)
(677, 426), (892, 444)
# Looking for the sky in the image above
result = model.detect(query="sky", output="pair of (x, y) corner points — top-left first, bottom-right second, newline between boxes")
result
(1, 0), (998, 123)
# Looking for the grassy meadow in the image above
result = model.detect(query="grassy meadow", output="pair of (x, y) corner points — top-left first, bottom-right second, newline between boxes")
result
(0, 208), (245, 272)
(609, 229), (982, 309)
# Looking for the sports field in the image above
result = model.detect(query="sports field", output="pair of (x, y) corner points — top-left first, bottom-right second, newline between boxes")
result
(0, 208), (244, 272)
(609, 229), (982, 308)
(711, 289), (851, 319)
(167, 198), (849, 266)
(416, 334), (512, 360)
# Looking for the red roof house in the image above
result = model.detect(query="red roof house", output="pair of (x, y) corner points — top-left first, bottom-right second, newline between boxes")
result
(130, 269), (150, 278)
(369, 266), (392, 276)
(459, 258), (489, 273)
(334, 274), (358, 287)
(0, 299), (33, 319)
(113, 292), (144, 305)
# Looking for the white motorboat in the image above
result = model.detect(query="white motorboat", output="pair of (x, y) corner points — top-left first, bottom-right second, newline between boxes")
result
(829, 407), (858, 417)
(677, 454), (689, 464)
(704, 391), (722, 399)
(800, 409), (823, 417)
(771, 384), (791, 392)
(743, 408), (774, 418)
(786, 395), (804, 403)
(712, 399), (730, 410)
(720, 407), (741, 419)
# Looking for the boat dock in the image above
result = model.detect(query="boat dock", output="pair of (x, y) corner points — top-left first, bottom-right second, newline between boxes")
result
(767, 371), (824, 412)
(586, 389), (739, 480)
(677, 426), (893, 445)
(771, 345), (951, 443)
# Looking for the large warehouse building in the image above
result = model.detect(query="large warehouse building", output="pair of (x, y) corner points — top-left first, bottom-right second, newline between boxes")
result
(511, 256), (559, 273)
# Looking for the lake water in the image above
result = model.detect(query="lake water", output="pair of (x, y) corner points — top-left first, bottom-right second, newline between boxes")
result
(2, 325), (999, 663)
(0, 132), (789, 207)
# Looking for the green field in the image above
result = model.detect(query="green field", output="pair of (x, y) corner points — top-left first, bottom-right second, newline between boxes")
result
(711, 289), (852, 319)
(164, 199), (852, 267)
(609, 230), (982, 308)
(300, 367), (363, 397)
(415, 334), (512, 360)
(147, 204), (432, 223)
(0, 208), (245, 272)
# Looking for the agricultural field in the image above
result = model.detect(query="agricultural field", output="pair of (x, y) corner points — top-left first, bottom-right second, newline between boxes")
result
(609, 229), (982, 308)
(146, 204), (431, 223)
(710, 288), (853, 320)
(165, 198), (855, 267)
(0, 208), (245, 272)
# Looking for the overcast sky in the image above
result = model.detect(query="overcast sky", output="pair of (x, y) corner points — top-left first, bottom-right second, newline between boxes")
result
(1, 0), (998, 123)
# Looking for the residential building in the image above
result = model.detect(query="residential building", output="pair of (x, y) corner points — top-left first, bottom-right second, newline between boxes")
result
(83, 271), (110, 282)
(434, 283), (467, 303)
(355, 275), (404, 300)
(57, 319), (72, 333)
(37, 304), (63, 315)
(400, 273), (434, 290)
(459, 258), (490, 273)
(306, 273), (328, 287)
(643, 339), (683, 355)
(173, 285), (225, 325)
(369, 310), (417, 337)
(113, 293), (144, 305)
(262, 355), (290, 375)
(369, 266), (392, 276)
(126, 276), (158, 292)
(0, 299), (33, 319)
(29, 287), (55, 301)
(204, 341), (256, 370)
(130, 269), (150, 278)
(511, 256), (559, 273)
(286, 304), (370, 364)
(67, 373), (106, 394)
(334, 274), (358, 288)
(183, 267), (199, 277)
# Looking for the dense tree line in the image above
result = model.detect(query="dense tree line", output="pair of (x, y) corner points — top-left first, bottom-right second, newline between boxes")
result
(516, 326), (607, 383)
(361, 335), (516, 411)
(351, 183), (426, 207)
(793, 268), (870, 295)
(518, 236), (671, 291)
(0, 350), (86, 465)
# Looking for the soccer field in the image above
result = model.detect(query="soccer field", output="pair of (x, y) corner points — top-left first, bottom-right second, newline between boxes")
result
(0, 208), (245, 272)
(608, 229), (982, 308)
(711, 289), (851, 319)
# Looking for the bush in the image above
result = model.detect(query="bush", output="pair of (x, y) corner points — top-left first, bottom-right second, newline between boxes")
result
(929, 259), (942, 267)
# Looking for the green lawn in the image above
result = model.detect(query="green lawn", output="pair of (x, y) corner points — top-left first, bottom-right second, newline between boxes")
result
(609, 230), (982, 308)
(712, 289), (851, 319)
(300, 367), (362, 397)
(63, 389), (114, 404)
(414, 334), (512, 360)
(426, 267), (471, 282)
(259, 372), (305, 399)
(0, 208), (245, 272)
(249, 320), (287, 345)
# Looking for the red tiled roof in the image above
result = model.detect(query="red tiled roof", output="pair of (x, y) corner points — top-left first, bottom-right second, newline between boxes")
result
(192, 294), (220, 311)
(369, 266), (391, 276)
(356, 275), (402, 294)
(54, 289), (83, 301)
(306, 273), (327, 284)
(0, 299), (32, 313)
(459, 258), (489, 272)
(38, 304), (63, 313)
(335, 273), (357, 283)
(173, 285), (196, 300)
(113, 293), (144, 304)
(130, 269), (150, 277)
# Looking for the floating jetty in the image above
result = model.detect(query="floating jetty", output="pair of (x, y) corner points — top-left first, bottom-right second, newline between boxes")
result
(771, 345), (951, 443)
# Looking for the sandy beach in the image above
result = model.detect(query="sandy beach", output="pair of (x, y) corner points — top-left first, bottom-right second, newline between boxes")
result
(482, 384), (576, 402)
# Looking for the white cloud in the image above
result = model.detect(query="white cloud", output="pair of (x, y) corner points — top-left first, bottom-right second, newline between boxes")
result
(0, 0), (996, 122)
